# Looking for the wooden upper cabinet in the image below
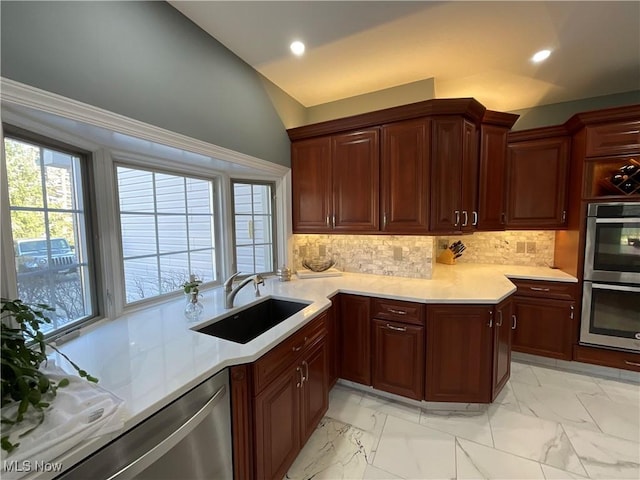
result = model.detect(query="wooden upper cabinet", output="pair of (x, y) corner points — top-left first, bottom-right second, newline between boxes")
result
(585, 120), (640, 157)
(291, 137), (332, 232)
(477, 124), (509, 230)
(380, 118), (431, 233)
(430, 117), (479, 233)
(332, 129), (380, 232)
(505, 135), (570, 228)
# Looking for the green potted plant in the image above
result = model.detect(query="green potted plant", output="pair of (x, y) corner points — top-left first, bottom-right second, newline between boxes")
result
(181, 274), (203, 320)
(1, 298), (97, 453)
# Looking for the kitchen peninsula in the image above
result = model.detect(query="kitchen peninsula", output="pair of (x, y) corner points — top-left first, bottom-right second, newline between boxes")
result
(41, 263), (575, 480)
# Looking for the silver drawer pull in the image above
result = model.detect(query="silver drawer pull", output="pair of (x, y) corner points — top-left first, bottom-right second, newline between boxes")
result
(387, 308), (407, 315)
(511, 314), (517, 330)
(624, 361), (640, 367)
(386, 323), (407, 332)
(292, 336), (308, 352)
(530, 287), (551, 292)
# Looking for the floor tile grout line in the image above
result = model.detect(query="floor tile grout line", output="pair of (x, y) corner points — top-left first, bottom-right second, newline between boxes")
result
(558, 421), (591, 479)
(574, 392), (605, 436)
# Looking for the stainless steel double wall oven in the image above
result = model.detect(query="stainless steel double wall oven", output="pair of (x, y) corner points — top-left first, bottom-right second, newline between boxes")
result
(581, 202), (640, 352)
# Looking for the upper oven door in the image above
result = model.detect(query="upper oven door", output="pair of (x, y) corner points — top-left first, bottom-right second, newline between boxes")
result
(584, 203), (640, 283)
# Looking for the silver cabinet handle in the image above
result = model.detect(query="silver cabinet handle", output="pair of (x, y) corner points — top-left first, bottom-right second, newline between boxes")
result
(301, 361), (308, 384)
(570, 305), (574, 320)
(326, 216), (330, 228)
(625, 361), (640, 367)
(383, 212), (387, 229)
(296, 366), (302, 388)
(454, 210), (460, 227)
(530, 287), (550, 292)
(488, 311), (493, 328)
(496, 310), (503, 327)
(462, 210), (468, 227)
(511, 314), (517, 330)
(108, 384), (227, 480)
(387, 308), (407, 315)
(292, 336), (308, 352)
(385, 323), (407, 332)
(332, 215), (336, 229)
(472, 211), (478, 226)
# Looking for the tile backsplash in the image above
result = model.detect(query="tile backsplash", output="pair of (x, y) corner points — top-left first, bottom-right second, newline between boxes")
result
(292, 235), (434, 279)
(435, 231), (555, 267)
(291, 231), (556, 279)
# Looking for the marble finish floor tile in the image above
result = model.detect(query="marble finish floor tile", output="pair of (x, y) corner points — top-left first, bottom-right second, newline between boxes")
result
(593, 376), (640, 404)
(530, 365), (606, 396)
(510, 362), (542, 386)
(540, 464), (588, 479)
(577, 392), (640, 443)
(456, 438), (545, 479)
(360, 393), (422, 424)
(419, 410), (494, 447)
(511, 381), (600, 432)
(488, 406), (587, 476)
(373, 415), (456, 479)
(285, 418), (374, 480)
(491, 381), (521, 412)
(563, 424), (640, 479)
(362, 464), (405, 479)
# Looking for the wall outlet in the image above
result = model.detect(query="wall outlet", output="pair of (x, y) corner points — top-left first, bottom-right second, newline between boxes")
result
(299, 245), (307, 259)
(516, 242), (526, 254)
(438, 239), (449, 250)
(393, 246), (403, 261)
(526, 242), (537, 254)
(318, 244), (327, 257)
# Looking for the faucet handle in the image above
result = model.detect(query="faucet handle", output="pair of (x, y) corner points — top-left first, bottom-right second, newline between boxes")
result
(223, 272), (241, 291)
(254, 274), (265, 285)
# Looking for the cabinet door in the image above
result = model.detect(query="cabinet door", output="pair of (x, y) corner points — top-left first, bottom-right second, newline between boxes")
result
(492, 297), (512, 400)
(426, 305), (493, 403)
(332, 129), (380, 232)
(505, 137), (570, 228)
(339, 294), (371, 385)
(300, 339), (328, 443)
(381, 118), (430, 233)
(291, 137), (332, 232)
(254, 368), (301, 480)
(372, 319), (425, 400)
(512, 297), (574, 360)
(430, 117), (463, 233)
(460, 120), (479, 233)
(325, 301), (339, 388)
(478, 124), (509, 230)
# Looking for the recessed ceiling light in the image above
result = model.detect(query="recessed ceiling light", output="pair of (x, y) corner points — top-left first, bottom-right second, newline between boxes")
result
(532, 49), (551, 63)
(290, 41), (305, 56)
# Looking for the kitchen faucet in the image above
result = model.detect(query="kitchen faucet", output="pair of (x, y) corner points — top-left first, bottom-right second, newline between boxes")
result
(223, 272), (265, 309)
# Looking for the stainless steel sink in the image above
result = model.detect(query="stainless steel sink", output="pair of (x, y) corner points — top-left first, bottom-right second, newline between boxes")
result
(196, 298), (309, 344)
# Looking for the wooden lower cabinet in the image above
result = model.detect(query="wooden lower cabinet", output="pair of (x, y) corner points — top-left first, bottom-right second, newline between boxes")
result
(426, 305), (494, 403)
(492, 297), (512, 400)
(372, 319), (424, 400)
(300, 340), (329, 443)
(326, 300), (340, 388)
(339, 294), (372, 385)
(512, 297), (574, 360)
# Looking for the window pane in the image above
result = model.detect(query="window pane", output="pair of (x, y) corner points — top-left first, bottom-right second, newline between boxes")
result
(5, 138), (44, 208)
(124, 257), (159, 303)
(118, 167), (154, 212)
(121, 214), (157, 257)
(117, 166), (217, 304)
(156, 173), (186, 214)
(232, 181), (275, 275)
(6, 135), (94, 336)
(158, 215), (187, 253)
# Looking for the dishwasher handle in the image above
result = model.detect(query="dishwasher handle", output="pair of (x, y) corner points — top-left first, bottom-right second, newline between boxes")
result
(108, 384), (227, 480)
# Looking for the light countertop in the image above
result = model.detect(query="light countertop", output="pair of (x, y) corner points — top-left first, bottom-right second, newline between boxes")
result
(37, 263), (576, 478)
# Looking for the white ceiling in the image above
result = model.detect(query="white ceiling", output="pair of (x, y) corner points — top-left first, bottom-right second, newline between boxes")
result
(169, 1), (640, 112)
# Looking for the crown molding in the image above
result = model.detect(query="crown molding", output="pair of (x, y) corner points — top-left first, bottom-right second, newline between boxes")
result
(0, 78), (288, 176)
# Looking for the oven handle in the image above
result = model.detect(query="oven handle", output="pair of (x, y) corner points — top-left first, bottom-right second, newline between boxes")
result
(591, 283), (640, 293)
(107, 384), (227, 480)
(595, 218), (640, 223)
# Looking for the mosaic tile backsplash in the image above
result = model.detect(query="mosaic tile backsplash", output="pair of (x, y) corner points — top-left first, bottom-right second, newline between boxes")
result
(436, 231), (556, 267)
(291, 231), (555, 279)
(292, 235), (434, 279)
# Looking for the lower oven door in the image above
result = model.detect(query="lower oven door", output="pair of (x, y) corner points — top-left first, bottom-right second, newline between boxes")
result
(581, 281), (640, 352)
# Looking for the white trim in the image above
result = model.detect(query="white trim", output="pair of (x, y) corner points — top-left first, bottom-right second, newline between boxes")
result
(0, 78), (289, 176)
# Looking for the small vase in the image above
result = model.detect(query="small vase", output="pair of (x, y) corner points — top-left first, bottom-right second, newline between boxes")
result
(184, 291), (203, 321)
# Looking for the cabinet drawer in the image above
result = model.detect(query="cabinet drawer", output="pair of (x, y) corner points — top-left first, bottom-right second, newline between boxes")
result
(586, 120), (640, 157)
(509, 278), (577, 301)
(573, 344), (640, 372)
(253, 313), (327, 394)
(372, 298), (424, 325)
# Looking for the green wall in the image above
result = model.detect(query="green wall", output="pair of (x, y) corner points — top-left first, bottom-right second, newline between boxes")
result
(0, 1), (292, 167)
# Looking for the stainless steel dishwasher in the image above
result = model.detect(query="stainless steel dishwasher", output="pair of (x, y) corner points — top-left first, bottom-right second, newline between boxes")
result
(56, 369), (232, 480)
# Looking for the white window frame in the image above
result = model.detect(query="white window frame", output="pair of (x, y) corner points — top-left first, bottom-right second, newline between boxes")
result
(1, 79), (293, 323)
